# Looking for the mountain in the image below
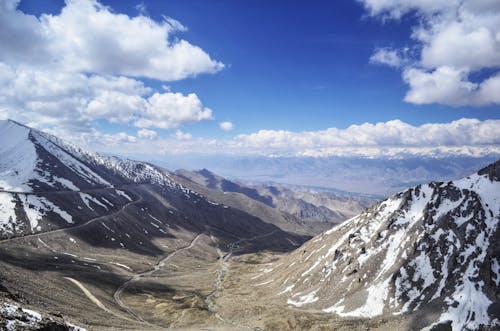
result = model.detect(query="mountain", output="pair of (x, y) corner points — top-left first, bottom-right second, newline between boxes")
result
(155, 154), (499, 195)
(176, 168), (376, 232)
(243, 160), (500, 330)
(174, 168), (319, 236)
(0, 118), (179, 239)
(0, 119), (308, 241)
(2, 119), (497, 330)
(250, 184), (375, 229)
(0, 119), (313, 330)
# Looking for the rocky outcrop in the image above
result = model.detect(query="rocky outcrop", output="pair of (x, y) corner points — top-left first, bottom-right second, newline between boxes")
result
(261, 160), (500, 330)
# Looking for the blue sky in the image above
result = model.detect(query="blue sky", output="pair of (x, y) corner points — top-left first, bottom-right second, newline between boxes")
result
(2, 0), (499, 158)
(97, 1), (497, 131)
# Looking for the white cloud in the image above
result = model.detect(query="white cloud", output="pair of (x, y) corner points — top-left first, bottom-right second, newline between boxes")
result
(135, 2), (147, 15)
(136, 92), (213, 129)
(219, 121), (234, 131)
(80, 130), (137, 146)
(361, 0), (500, 106)
(227, 118), (500, 156)
(114, 132), (138, 143)
(137, 128), (158, 140)
(86, 90), (146, 124)
(403, 67), (500, 106)
(0, 63), (214, 135)
(370, 48), (405, 67)
(172, 130), (192, 141)
(359, 0), (458, 19)
(0, 0), (223, 80)
(80, 118), (500, 159)
(0, 0), (220, 140)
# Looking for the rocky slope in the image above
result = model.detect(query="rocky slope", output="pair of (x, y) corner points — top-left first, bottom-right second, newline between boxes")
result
(176, 169), (375, 232)
(0, 119), (183, 239)
(0, 119), (313, 330)
(0, 300), (86, 330)
(252, 184), (375, 227)
(0, 119), (310, 242)
(255, 160), (500, 330)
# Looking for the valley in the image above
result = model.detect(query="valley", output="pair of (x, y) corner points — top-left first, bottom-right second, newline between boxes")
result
(0, 120), (499, 331)
(0, 181), (305, 330)
(2, 0), (500, 329)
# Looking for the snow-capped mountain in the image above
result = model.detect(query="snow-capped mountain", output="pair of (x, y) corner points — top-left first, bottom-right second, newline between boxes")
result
(0, 119), (197, 238)
(0, 119), (181, 193)
(261, 160), (500, 330)
(0, 119), (310, 250)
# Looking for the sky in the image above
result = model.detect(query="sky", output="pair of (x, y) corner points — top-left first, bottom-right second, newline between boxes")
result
(0, 0), (499, 159)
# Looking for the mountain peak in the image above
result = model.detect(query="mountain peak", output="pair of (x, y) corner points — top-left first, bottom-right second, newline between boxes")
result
(478, 158), (500, 181)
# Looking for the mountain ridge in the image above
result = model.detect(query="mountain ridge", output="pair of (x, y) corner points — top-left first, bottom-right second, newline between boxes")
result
(1, 119), (498, 330)
(175, 168), (375, 233)
(225, 159), (500, 330)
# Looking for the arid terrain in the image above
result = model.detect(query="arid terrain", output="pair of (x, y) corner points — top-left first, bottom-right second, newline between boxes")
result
(0, 120), (499, 331)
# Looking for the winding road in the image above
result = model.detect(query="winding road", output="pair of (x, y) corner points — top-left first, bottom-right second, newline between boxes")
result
(64, 277), (136, 322)
(0, 190), (142, 244)
(1, 185), (278, 329)
(113, 233), (204, 323)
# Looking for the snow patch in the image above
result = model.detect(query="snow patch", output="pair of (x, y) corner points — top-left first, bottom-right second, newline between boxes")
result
(492, 258), (500, 287)
(287, 289), (319, 307)
(109, 262), (132, 271)
(328, 278), (390, 317)
(22, 194), (73, 229)
(80, 193), (108, 211)
(0, 192), (17, 235)
(115, 189), (132, 201)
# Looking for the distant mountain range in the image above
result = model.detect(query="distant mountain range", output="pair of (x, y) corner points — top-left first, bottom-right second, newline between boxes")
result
(176, 168), (375, 232)
(153, 153), (498, 196)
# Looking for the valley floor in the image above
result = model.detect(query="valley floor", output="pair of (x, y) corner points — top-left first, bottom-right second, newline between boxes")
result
(0, 184), (442, 331)
(0, 227), (418, 330)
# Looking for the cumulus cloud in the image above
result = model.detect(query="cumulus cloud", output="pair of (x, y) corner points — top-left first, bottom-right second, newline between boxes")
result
(227, 118), (500, 156)
(0, 63), (214, 135)
(0, 0), (219, 138)
(0, 0), (223, 80)
(136, 92), (213, 129)
(370, 48), (405, 67)
(361, 0), (500, 106)
(403, 67), (500, 106)
(172, 130), (192, 141)
(81, 118), (500, 159)
(137, 128), (158, 140)
(219, 121), (234, 131)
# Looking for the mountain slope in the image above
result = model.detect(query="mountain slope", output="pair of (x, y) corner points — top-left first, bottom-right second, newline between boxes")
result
(253, 160), (500, 330)
(0, 119), (314, 330)
(0, 119), (183, 239)
(174, 169), (320, 236)
(176, 168), (375, 233)
(0, 120), (311, 243)
(252, 184), (375, 228)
